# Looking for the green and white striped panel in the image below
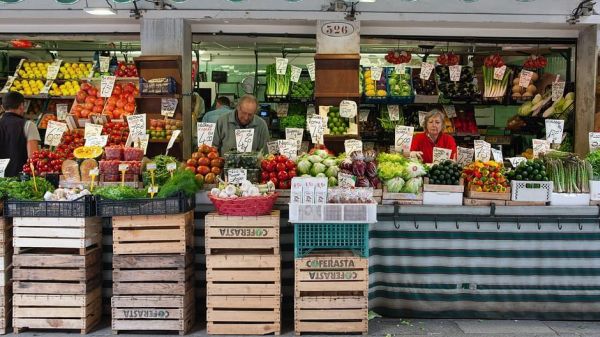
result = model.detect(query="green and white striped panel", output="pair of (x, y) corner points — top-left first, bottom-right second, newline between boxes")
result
(369, 219), (600, 320)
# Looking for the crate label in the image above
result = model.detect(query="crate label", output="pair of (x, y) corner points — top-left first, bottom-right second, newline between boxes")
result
(457, 147), (474, 167)
(339, 100), (357, 118)
(165, 129), (181, 154)
(290, 65), (302, 83)
(285, 128), (303, 148)
(507, 157), (527, 168)
(491, 148), (503, 163)
(85, 135), (108, 147)
(443, 105), (457, 118)
(344, 139), (362, 155)
(388, 105), (400, 121)
(84, 123), (103, 139)
(275, 57), (289, 75)
(228, 168), (247, 184)
(308, 115), (324, 144)
(449, 65), (462, 82)
(433, 147), (452, 164)
(217, 228), (268, 237)
(56, 104), (69, 121)
(358, 109), (369, 122)
(545, 119), (564, 144)
(160, 98), (178, 117)
(0, 159), (9, 178)
(276, 103), (289, 117)
(0, 76), (14, 94)
(267, 141), (279, 155)
(44, 120), (67, 146)
(197, 122), (216, 147)
(395, 125), (414, 153)
(370, 66), (383, 81)
(519, 70), (533, 88)
(99, 56), (110, 73)
(532, 139), (550, 158)
(590, 132), (600, 152)
(493, 65), (506, 80)
(552, 81), (566, 102)
(278, 139), (297, 160)
(305, 258), (356, 268)
(338, 172), (356, 188)
(420, 62), (434, 80)
(235, 129), (254, 153)
(122, 309), (170, 319)
(100, 75), (116, 98)
(307, 62), (316, 81)
(474, 140), (491, 162)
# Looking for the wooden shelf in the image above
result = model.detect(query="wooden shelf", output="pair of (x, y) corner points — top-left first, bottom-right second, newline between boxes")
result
(314, 54), (361, 61)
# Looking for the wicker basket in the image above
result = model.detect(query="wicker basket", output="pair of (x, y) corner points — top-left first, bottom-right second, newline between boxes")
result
(208, 192), (279, 216)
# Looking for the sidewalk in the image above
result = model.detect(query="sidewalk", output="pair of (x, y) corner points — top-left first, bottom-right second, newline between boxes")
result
(5, 319), (600, 336)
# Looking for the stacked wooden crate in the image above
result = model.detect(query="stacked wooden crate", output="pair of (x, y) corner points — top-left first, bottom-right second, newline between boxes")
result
(111, 211), (195, 335)
(205, 211), (281, 335)
(11, 216), (102, 334)
(0, 215), (11, 335)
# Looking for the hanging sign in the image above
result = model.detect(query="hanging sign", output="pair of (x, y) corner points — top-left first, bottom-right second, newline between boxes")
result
(278, 139), (298, 160)
(532, 139), (550, 158)
(449, 65), (462, 82)
(84, 123), (103, 139)
(228, 168), (247, 184)
(0, 159), (10, 178)
(286, 128), (304, 147)
(519, 70), (534, 88)
(85, 135), (108, 147)
(308, 115), (324, 144)
(457, 147), (475, 167)
(474, 140), (491, 162)
(493, 65), (507, 81)
(590, 132), (600, 152)
(433, 147), (452, 164)
(100, 75), (116, 98)
(370, 66), (382, 81)
(56, 104), (69, 121)
(545, 119), (565, 144)
(388, 105), (400, 121)
(507, 157), (527, 168)
(344, 139), (363, 155)
(395, 126), (414, 153)
(160, 98), (178, 117)
(307, 62), (316, 81)
(44, 120), (68, 147)
(197, 122), (216, 147)
(99, 56), (110, 73)
(358, 109), (370, 122)
(339, 100), (357, 118)
(165, 130), (181, 155)
(290, 65), (302, 83)
(420, 62), (434, 80)
(491, 148), (503, 163)
(275, 57), (289, 75)
(235, 129), (254, 152)
(276, 103), (289, 117)
(443, 105), (457, 118)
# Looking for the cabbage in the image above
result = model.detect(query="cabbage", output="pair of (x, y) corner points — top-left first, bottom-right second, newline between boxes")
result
(385, 177), (405, 193)
(401, 177), (422, 193)
(308, 155), (323, 164)
(322, 158), (337, 167)
(325, 165), (339, 178)
(310, 162), (326, 176)
(402, 161), (426, 180)
(328, 176), (338, 187)
(314, 149), (330, 159)
(316, 173), (327, 178)
(297, 159), (312, 175)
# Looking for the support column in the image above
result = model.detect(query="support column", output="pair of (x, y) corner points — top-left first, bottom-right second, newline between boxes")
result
(140, 18), (192, 158)
(575, 25), (598, 156)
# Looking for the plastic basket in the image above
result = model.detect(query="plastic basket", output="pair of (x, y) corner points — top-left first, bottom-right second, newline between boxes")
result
(208, 192), (278, 216)
(96, 192), (194, 216)
(5, 195), (95, 218)
(289, 203), (377, 223)
(294, 223), (369, 258)
(139, 77), (177, 95)
(510, 180), (553, 202)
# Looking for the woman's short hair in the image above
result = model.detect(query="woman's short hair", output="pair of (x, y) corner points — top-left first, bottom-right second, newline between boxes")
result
(422, 109), (446, 130)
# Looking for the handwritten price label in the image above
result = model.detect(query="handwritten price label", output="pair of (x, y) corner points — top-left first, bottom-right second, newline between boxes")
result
(44, 120), (68, 146)
(449, 65), (462, 82)
(491, 148), (503, 163)
(532, 139), (550, 158)
(433, 147), (452, 164)
(420, 62), (434, 80)
(590, 132), (600, 152)
(118, 163), (129, 172)
(99, 56), (110, 73)
(507, 157), (527, 168)
(197, 122), (216, 147)
(46, 64), (60, 80)
(89, 168), (99, 177)
(338, 172), (356, 188)
(235, 129), (254, 153)
(290, 65), (302, 83)
(278, 139), (298, 160)
(457, 147), (474, 167)
(160, 98), (178, 117)
(146, 163), (157, 171)
(552, 81), (566, 102)
(443, 105), (457, 118)
(100, 75), (116, 97)
(358, 109), (370, 122)
(394, 64), (406, 74)
(166, 162), (177, 172)
(474, 140), (491, 162)
(370, 66), (383, 81)
(40, 80), (53, 95)
(166, 129), (181, 154)
(286, 128), (303, 147)
(125, 114), (146, 145)
(275, 57), (289, 75)
(84, 123), (103, 139)
(91, 114), (108, 125)
(545, 119), (565, 144)
(493, 65), (507, 81)
(344, 139), (362, 155)
(85, 135), (108, 147)
(339, 100), (357, 118)
(308, 115), (324, 144)
(388, 105), (400, 121)
(276, 103), (289, 117)
(0, 159), (10, 178)
(307, 62), (316, 81)
(395, 126), (414, 153)
(267, 141), (279, 155)
(519, 70), (534, 88)
(56, 104), (69, 121)
(137, 134), (149, 154)
(228, 168), (247, 184)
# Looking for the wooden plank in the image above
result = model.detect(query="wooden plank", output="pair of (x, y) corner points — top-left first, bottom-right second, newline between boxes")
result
(207, 323), (280, 335)
(382, 187), (423, 201)
(113, 268), (188, 282)
(13, 217), (100, 228)
(13, 236), (99, 249)
(207, 283), (280, 296)
(112, 282), (189, 296)
(14, 223), (100, 239)
(112, 295), (186, 308)
(112, 308), (184, 320)
(114, 228), (185, 242)
(13, 278), (101, 295)
(295, 296), (367, 309)
(112, 211), (192, 229)
(295, 309), (366, 320)
(207, 295), (280, 310)
(423, 178), (464, 192)
(207, 309), (279, 322)
(14, 288), (100, 306)
(205, 238), (279, 252)
(13, 246), (101, 268)
(505, 200), (547, 206)
(206, 227), (279, 240)
(13, 267), (89, 282)
(112, 319), (185, 331)
(465, 188), (510, 200)
(205, 211), (280, 228)
(463, 198), (507, 206)
(207, 270), (279, 283)
(295, 321), (367, 334)
(206, 255), (280, 269)
(113, 241), (187, 255)
(381, 199), (423, 205)
(113, 253), (191, 269)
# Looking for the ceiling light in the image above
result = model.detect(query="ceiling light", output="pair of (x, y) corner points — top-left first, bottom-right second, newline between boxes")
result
(462, 0), (479, 2)
(84, 7), (117, 15)
(358, 0), (376, 2)
(515, 0), (535, 2)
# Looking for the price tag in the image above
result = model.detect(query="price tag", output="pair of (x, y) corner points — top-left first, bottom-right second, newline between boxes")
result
(449, 65), (462, 82)
(552, 81), (566, 102)
(338, 172), (356, 188)
(545, 119), (565, 144)
(443, 105), (457, 118)
(89, 168), (99, 177)
(118, 163), (129, 172)
(267, 141), (279, 155)
(85, 135), (108, 147)
(160, 98), (178, 117)
(457, 147), (475, 167)
(474, 140), (491, 162)
(99, 56), (110, 73)
(56, 104), (69, 121)
(590, 132), (600, 152)
(290, 65), (302, 83)
(100, 75), (116, 97)
(275, 57), (289, 75)
(286, 128), (304, 147)
(235, 129), (254, 152)
(13, 59), (24, 77)
(0, 159), (10, 178)
(148, 186), (159, 194)
(507, 157), (527, 168)
(339, 100), (357, 118)
(433, 147), (452, 164)
(388, 105), (400, 121)
(166, 162), (177, 172)
(395, 125), (414, 153)
(125, 114), (146, 145)
(307, 62), (316, 81)
(420, 62), (434, 80)
(166, 129), (181, 154)
(146, 163), (157, 171)
(44, 120), (68, 146)
(91, 114), (108, 125)
(137, 134), (149, 155)
(65, 114), (78, 131)
(493, 65), (507, 81)
(228, 168), (247, 184)
(344, 139), (362, 155)
(491, 148), (503, 163)
(278, 139), (298, 160)
(196, 122), (216, 147)
(306, 104), (315, 116)
(276, 103), (289, 117)
(519, 70), (534, 88)
(418, 111), (429, 127)
(0, 76), (14, 94)
(358, 109), (370, 122)
(394, 64), (406, 74)
(46, 62), (61, 80)
(532, 139), (550, 158)
(84, 123), (103, 139)
(40, 80), (53, 95)
(308, 115), (324, 144)
(370, 66), (383, 81)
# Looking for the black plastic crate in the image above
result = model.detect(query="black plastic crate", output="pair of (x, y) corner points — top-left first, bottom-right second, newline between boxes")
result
(4, 195), (95, 218)
(96, 192), (195, 217)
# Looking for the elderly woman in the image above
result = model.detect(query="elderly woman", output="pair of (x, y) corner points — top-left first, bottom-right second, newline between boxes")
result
(410, 110), (457, 163)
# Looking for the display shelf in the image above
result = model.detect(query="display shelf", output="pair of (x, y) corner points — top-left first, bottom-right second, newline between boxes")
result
(83, 77), (139, 82)
(135, 94), (182, 99)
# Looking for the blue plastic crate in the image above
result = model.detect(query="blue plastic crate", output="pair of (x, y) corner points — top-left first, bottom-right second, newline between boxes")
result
(294, 223), (369, 258)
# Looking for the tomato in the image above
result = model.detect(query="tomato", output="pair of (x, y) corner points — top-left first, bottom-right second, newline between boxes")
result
(288, 169), (297, 178)
(285, 160), (296, 170)
(261, 160), (270, 171)
(277, 171), (289, 181)
(266, 161), (276, 172)
(270, 177), (278, 185)
(278, 180), (290, 189)
(261, 171), (270, 181)
(276, 163), (286, 172)
(211, 166), (221, 175)
(186, 159), (197, 167)
(277, 155), (287, 163)
(269, 172), (277, 179)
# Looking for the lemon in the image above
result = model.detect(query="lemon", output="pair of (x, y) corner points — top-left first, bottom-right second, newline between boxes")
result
(366, 90), (376, 96)
(24, 90), (32, 96)
(365, 84), (375, 91)
(377, 89), (387, 96)
(64, 74), (71, 80)
(9, 88), (17, 92)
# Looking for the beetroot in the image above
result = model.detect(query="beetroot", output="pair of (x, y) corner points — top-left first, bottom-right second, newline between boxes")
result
(365, 161), (377, 178)
(352, 160), (366, 177)
(340, 157), (353, 171)
(356, 176), (370, 187)
(369, 177), (381, 188)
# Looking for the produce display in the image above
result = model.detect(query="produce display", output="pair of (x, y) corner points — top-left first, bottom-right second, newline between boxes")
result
(210, 180), (275, 199)
(279, 115), (306, 130)
(16, 61), (52, 80)
(49, 80), (79, 97)
(290, 79), (314, 99)
(427, 160), (462, 185)
(523, 55), (548, 69)
(73, 82), (104, 119)
(260, 154), (297, 189)
(587, 150), (600, 180)
(43, 187), (91, 201)
(339, 150), (379, 188)
(57, 62), (93, 80)
(437, 52), (460, 66)
(543, 150), (592, 193)
(517, 94), (546, 117)
(265, 63), (291, 97)
(143, 155), (179, 186)
(387, 68), (412, 98)
(73, 146), (103, 160)
(115, 61), (138, 78)
(9, 79), (45, 96)
(506, 159), (548, 181)
(511, 70), (539, 101)
(22, 149), (67, 175)
(296, 149), (339, 186)
(102, 122), (129, 146)
(39, 113), (57, 129)
(412, 68), (437, 96)
(452, 109), (478, 134)
(385, 50), (411, 64)
(462, 161), (509, 193)
(364, 67), (387, 98)
(542, 92), (575, 119)
(2, 177), (55, 201)
(103, 82), (138, 119)
(377, 153), (426, 193)
(482, 54), (512, 99)
(185, 145), (224, 185)
(327, 107), (350, 136)
(436, 66), (478, 100)
(148, 119), (167, 140)
(327, 187), (376, 204)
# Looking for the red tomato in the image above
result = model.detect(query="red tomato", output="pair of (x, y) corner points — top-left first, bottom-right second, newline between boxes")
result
(266, 161), (276, 172)
(261, 171), (270, 181)
(277, 171), (289, 181)
(288, 169), (297, 178)
(278, 180), (290, 189)
(261, 160), (269, 171)
(270, 177), (278, 185)
(269, 172), (277, 179)
(276, 163), (286, 172)
(277, 155), (288, 163)
(285, 160), (295, 170)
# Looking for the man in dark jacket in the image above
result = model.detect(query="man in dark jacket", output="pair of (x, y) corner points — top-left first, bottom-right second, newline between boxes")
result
(0, 92), (40, 177)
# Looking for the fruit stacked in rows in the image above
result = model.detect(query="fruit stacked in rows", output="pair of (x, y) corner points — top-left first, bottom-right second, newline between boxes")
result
(412, 69), (437, 96)
(115, 61), (138, 77)
(104, 82), (138, 119)
(165, 119), (182, 137)
(506, 159), (548, 181)
(73, 82), (104, 119)
(462, 160), (509, 193)
(102, 122), (130, 146)
(16, 61), (51, 80)
(327, 107), (349, 136)
(39, 114), (57, 129)
(148, 119), (167, 140)
(56, 129), (85, 157)
(260, 154), (297, 189)
(185, 144), (224, 185)
(47, 100), (72, 114)
(9, 79), (44, 96)
(100, 146), (143, 182)
(22, 149), (67, 176)
(427, 160), (462, 185)
(364, 68), (387, 97)
(49, 80), (79, 97)
(57, 62), (92, 80)
(387, 70), (412, 97)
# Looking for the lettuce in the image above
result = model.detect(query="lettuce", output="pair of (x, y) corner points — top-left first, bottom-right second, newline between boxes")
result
(402, 161), (426, 180)
(385, 177), (405, 193)
(401, 177), (423, 193)
(297, 159), (312, 175)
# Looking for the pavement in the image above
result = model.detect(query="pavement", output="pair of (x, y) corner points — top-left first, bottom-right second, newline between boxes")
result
(5, 319), (600, 337)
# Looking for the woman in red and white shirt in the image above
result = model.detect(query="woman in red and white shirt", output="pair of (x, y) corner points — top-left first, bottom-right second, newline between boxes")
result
(410, 110), (456, 164)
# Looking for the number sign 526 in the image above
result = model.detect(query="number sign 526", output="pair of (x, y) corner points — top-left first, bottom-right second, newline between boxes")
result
(321, 22), (354, 37)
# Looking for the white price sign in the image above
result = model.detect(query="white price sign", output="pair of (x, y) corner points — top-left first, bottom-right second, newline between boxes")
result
(388, 105), (400, 121)
(85, 135), (108, 147)
(235, 129), (254, 153)
(344, 139), (362, 155)
(89, 168), (99, 177)
(358, 109), (370, 122)
(146, 163), (157, 171)
(545, 119), (565, 144)
(278, 139), (298, 160)
(507, 157), (527, 168)
(275, 57), (289, 75)
(420, 62), (434, 80)
(100, 75), (116, 98)
(493, 65), (507, 81)
(148, 186), (159, 194)
(197, 122), (216, 147)
(0, 159), (9, 178)
(433, 147), (452, 164)
(285, 128), (304, 147)
(418, 111), (428, 127)
(99, 56), (110, 73)
(394, 64), (406, 74)
(395, 126), (414, 153)
(91, 114), (108, 125)
(0, 76), (15, 94)
(491, 148), (503, 163)
(160, 98), (178, 117)
(290, 65), (302, 83)
(228, 168), (247, 184)
(56, 104), (69, 121)
(532, 139), (550, 158)
(339, 100), (357, 118)
(590, 132), (600, 152)
(370, 66), (383, 81)
(308, 115), (324, 144)
(166, 162), (177, 172)
(307, 62), (316, 81)
(46, 64), (60, 80)
(519, 70), (534, 88)
(276, 103), (289, 117)
(552, 81), (566, 102)
(166, 129), (181, 154)
(84, 123), (103, 139)
(457, 147), (474, 167)
(338, 172), (356, 188)
(125, 114), (146, 145)
(443, 105), (457, 118)
(449, 65), (462, 82)
(118, 163), (129, 172)
(137, 134), (149, 155)
(40, 80), (53, 95)
(267, 141), (279, 155)
(44, 120), (68, 147)
(474, 140), (491, 162)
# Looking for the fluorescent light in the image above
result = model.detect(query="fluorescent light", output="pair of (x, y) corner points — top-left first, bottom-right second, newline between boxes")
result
(83, 7), (117, 15)
(358, 0), (376, 2)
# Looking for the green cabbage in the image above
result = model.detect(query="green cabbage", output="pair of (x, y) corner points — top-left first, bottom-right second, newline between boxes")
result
(322, 158), (337, 167)
(377, 162), (405, 181)
(308, 155), (323, 164)
(401, 177), (422, 193)
(402, 161), (426, 180)
(297, 159), (312, 175)
(325, 165), (339, 178)
(316, 173), (327, 178)
(314, 149), (330, 159)
(328, 176), (338, 187)
(384, 177), (405, 193)
(310, 162), (326, 176)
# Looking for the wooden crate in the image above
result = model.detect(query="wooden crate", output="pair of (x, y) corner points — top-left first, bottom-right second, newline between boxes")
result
(13, 217), (101, 253)
(205, 211), (280, 255)
(0, 285), (12, 335)
(505, 200), (547, 206)
(206, 295), (280, 335)
(12, 246), (102, 295)
(206, 254), (280, 296)
(463, 198), (507, 206)
(13, 286), (101, 334)
(295, 254), (368, 298)
(294, 296), (368, 335)
(111, 288), (195, 335)
(423, 177), (465, 193)
(382, 187), (423, 205)
(112, 211), (193, 255)
(112, 252), (193, 296)
(465, 186), (511, 200)
(0, 218), (12, 257)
